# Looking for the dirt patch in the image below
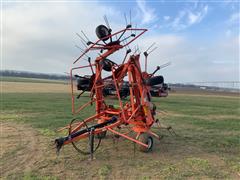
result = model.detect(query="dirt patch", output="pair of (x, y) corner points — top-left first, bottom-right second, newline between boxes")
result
(2, 82), (70, 93)
(0, 121), (238, 179)
(0, 121), (68, 179)
(0, 121), (46, 178)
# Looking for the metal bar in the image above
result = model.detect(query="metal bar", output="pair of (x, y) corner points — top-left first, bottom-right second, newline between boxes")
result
(75, 99), (95, 114)
(111, 67), (127, 122)
(128, 67), (135, 112)
(70, 65), (96, 114)
(145, 55), (148, 72)
(148, 130), (161, 140)
(89, 128), (95, 160)
(73, 28), (147, 64)
(71, 112), (105, 133)
(124, 29), (147, 47)
(107, 128), (148, 148)
(70, 68), (75, 114)
(61, 119), (122, 146)
(126, 105), (140, 123)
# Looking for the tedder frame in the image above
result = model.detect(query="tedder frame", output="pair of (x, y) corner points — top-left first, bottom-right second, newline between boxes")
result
(55, 22), (168, 158)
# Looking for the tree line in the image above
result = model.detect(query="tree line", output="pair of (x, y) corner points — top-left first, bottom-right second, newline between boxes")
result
(0, 70), (69, 80)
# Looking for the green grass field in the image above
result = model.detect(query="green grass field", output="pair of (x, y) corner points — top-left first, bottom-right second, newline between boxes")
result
(1, 76), (67, 84)
(1, 80), (240, 179)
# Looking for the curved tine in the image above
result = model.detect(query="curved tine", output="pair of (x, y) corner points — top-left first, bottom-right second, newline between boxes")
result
(76, 33), (88, 48)
(120, 35), (132, 42)
(133, 46), (138, 54)
(75, 44), (85, 52)
(104, 15), (111, 29)
(137, 45), (141, 54)
(129, 10), (132, 33)
(123, 37), (131, 50)
(124, 12), (128, 26)
(160, 62), (171, 69)
(76, 32), (87, 44)
(129, 10), (132, 25)
(82, 58), (88, 62)
(148, 46), (158, 55)
(145, 42), (156, 53)
(81, 30), (90, 42)
(75, 45), (90, 58)
(122, 40), (128, 51)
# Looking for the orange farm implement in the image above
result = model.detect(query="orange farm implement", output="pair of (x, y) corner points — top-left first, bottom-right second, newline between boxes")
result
(55, 18), (169, 158)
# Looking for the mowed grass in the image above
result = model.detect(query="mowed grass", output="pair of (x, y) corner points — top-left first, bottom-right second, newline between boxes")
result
(1, 76), (67, 84)
(1, 80), (240, 179)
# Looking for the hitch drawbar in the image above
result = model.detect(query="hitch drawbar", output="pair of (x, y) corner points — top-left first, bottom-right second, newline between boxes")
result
(55, 116), (117, 153)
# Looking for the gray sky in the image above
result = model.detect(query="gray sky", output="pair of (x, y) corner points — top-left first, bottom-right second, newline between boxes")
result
(1, 1), (239, 83)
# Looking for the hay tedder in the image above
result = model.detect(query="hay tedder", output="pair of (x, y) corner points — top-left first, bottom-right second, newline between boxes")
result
(55, 16), (171, 158)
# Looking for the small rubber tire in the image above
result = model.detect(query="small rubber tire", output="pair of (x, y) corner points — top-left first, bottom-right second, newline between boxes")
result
(77, 78), (90, 85)
(95, 25), (110, 41)
(100, 59), (114, 72)
(102, 88), (108, 97)
(120, 90), (129, 99)
(137, 133), (153, 152)
(146, 76), (164, 86)
(97, 131), (107, 139)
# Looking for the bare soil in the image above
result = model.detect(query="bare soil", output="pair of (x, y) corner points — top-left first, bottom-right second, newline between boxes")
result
(0, 121), (47, 178)
(1, 121), (239, 179)
(1, 82), (70, 93)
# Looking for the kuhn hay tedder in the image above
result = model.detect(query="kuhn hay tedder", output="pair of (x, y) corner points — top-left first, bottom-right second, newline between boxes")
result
(55, 16), (171, 158)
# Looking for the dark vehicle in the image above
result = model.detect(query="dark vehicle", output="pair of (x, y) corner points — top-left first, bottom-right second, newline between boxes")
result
(76, 74), (168, 99)
(75, 75), (130, 99)
(103, 81), (130, 99)
(76, 75), (95, 91)
(150, 83), (170, 97)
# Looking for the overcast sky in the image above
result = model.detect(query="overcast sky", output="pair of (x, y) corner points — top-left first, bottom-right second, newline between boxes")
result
(1, 0), (239, 83)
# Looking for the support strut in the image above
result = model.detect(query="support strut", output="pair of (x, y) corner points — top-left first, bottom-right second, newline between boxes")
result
(89, 127), (95, 160)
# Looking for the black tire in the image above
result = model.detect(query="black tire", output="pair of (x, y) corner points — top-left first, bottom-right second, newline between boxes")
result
(100, 59), (114, 72)
(77, 78), (90, 85)
(77, 78), (90, 91)
(146, 76), (164, 86)
(97, 131), (107, 139)
(120, 89), (129, 99)
(95, 25), (110, 41)
(163, 83), (168, 90)
(102, 88), (108, 97)
(137, 133), (153, 152)
(69, 118), (102, 155)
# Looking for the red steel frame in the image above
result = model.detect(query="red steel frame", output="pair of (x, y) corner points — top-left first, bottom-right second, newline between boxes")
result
(59, 27), (161, 149)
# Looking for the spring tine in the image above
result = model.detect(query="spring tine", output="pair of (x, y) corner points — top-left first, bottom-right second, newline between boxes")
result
(145, 42), (156, 53)
(130, 10), (132, 33)
(115, 33), (118, 40)
(75, 45), (90, 58)
(75, 44), (84, 51)
(76, 33), (87, 43)
(81, 30), (90, 42)
(148, 46), (158, 55)
(170, 128), (178, 136)
(137, 45), (141, 54)
(104, 15), (110, 29)
(124, 13), (128, 26)
(133, 46), (137, 54)
(122, 40), (128, 51)
(123, 38), (131, 50)
(160, 62), (171, 69)
(129, 10), (132, 26)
